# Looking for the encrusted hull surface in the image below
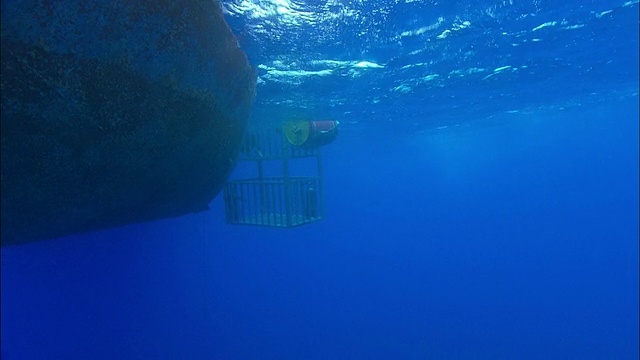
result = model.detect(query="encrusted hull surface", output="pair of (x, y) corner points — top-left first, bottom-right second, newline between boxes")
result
(1, 0), (256, 245)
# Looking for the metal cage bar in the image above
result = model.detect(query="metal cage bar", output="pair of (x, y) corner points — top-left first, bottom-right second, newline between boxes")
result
(224, 176), (322, 227)
(224, 126), (325, 228)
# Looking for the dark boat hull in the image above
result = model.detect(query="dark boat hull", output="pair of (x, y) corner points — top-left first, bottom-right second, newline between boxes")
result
(1, 0), (256, 245)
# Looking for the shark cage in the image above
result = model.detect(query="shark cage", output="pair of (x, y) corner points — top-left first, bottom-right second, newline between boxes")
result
(223, 120), (339, 228)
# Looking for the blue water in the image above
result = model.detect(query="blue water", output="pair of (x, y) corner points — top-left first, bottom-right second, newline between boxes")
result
(2, 0), (638, 359)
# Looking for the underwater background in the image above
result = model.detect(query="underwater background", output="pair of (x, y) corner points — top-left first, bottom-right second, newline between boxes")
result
(2, 0), (638, 359)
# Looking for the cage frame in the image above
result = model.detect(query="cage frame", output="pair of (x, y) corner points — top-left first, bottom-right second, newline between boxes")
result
(223, 127), (325, 227)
